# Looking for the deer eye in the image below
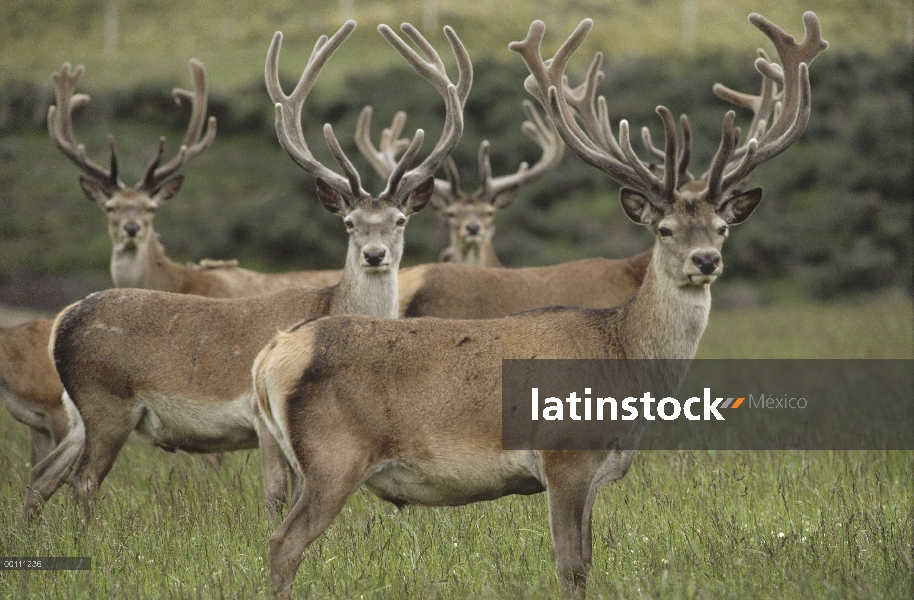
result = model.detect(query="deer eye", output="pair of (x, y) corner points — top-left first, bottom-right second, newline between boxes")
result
(396, 217), (406, 227)
(104, 206), (115, 213)
(658, 227), (673, 238)
(345, 220), (354, 230)
(718, 225), (728, 235)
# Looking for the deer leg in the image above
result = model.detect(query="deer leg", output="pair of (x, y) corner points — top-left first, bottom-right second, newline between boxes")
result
(255, 412), (291, 516)
(268, 454), (367, 600)
(24, 394), (86, 517)
(64, 393), (140, 516)
(544, 455), (601, 597)
(3, 396), (53, 464)
(29, 427), (55, 466)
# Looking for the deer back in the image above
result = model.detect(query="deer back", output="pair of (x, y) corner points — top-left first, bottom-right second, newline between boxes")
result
(398, 250), (651, 318)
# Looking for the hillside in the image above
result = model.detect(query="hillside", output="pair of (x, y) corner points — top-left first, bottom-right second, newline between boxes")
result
(2, 1), (911, 91)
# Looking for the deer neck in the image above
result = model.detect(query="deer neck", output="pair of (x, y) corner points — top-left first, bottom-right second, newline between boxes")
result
(455, 237), (501, 268)
(617, 248), (711, 360)
(110, 229), (185, 292)
(330, 250), (400, 318)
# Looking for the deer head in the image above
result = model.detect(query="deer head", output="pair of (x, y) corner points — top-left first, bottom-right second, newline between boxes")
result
(48, 60), (216, 253)
(357, 98), (563, 266)
(266, 21), (469, 274)
(511, 12), (827, 287)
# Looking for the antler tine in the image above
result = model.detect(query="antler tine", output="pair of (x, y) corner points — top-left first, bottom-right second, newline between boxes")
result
(563, 52), (628, 162)
(704, 111), (739, 202)
(266, 22), (367, 201)
(477, 140), (498, 197)
(442, 156), (462, 200)
(481, 100), (566, 200)
(617, 106), (676, 202)
(48, 63), (122, 190)
(677, 114), (693, 185)
(172, 59), (209, 148)
(138, 59), (217, 191)
(377, 24), (468, 202)
(640, 126), (666, 161)
(640, 113), (694, 187)
(323, 123), (363, 197)
(713, 49), (780, 142)
(712, 12), (827, 196)
(515, 20), (662, 199)
(354, 106), (410, 178)
(512, 19), (607, 159)
(383, 84), (463, 201)
(380, 23), (473, 108)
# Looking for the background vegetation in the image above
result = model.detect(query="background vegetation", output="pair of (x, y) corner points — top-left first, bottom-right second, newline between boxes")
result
(0, 0), (912, 309)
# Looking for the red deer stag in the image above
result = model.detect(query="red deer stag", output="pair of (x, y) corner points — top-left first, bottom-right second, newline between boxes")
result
(252, 12), (826, 598)
(24, 20), (469, 517)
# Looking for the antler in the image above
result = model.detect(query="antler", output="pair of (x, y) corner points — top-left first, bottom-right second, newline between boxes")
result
(136, 58), (217, 192)
(268, 22), (467, 205)
(511, 13), (827, 207)
(703, 12), (828, 201)
(267, 21), (369, 202)
(49, 59), (217, 194)
(712, 48), (780, 159)
(510, 19), (678, 206)
(376, 23), (469, 203)
(478, 100), (565, 201)
(357, 100), (563, 207)
(354, 107), (410, 179)
(48, 63), (122, 192)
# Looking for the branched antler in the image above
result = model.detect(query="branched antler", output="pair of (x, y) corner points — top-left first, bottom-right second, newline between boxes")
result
(511, 12), (827, 206)
(48, 63), (121, 191)
(137, 59), (217, 192)
(49, 59), (217, 194)
(267, 21), (467, 205)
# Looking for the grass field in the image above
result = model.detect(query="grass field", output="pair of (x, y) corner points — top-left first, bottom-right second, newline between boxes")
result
(0, 297), (911, 599)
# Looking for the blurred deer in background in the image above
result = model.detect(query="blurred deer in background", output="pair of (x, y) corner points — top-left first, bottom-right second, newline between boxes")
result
(357, 99), (564, 267)
(49, 59), (342, 295)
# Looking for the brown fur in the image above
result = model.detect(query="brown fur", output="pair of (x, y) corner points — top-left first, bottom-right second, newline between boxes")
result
(25, 170), (438, 517)
(0, 319), (67, 465)
(254, 187), (761, 598)
(399, 250), (652, 319)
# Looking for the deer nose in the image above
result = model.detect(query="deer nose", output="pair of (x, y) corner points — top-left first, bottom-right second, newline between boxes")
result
(363, 249), (386, 267)
(465, 223), (480, 236)
(692, 252), (721, 275)
(124, 223), (140, 238)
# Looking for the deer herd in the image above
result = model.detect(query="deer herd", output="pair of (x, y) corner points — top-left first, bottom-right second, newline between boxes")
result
(0, 11), (827, 599)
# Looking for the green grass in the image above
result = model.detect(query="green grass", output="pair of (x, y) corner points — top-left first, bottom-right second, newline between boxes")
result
(0, 298), (912, 598)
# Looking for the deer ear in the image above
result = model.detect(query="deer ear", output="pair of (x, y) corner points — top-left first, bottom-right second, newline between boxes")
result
(79, 177), (110, 204)
(152, 175), (183, 204)
(315, 178), (349, 215)
(492, 187), (519, 209)
(620, 188), (659, 225)
(718, 187), (762, 224)
(402, 177), (434, 216)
